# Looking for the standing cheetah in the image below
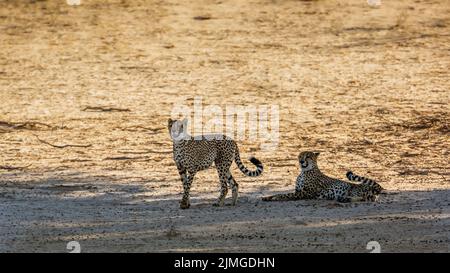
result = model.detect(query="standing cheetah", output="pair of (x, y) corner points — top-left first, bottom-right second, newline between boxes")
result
(169, 118), (263, 209)
(262, 151), (383, 202)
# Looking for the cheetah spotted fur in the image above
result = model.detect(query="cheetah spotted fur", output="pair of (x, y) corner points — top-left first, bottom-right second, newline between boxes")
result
(169, 118), (263, 209)
(262, 151), (383, 202)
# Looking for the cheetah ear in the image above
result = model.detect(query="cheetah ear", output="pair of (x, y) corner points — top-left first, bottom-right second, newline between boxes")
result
(314, 152), (320, 157)
(168, 118), (175, 130)
(181, 118), (188, 129)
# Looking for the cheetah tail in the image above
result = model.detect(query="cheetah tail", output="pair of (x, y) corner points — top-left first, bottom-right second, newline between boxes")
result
(234, 148), (263, 177)
(346, 171), (384, 192)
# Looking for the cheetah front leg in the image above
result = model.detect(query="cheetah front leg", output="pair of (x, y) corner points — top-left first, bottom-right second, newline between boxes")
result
(337, 196), (366, 202)
(262, 192), (304, 201)
(180, 170), (195, 209)
(176, 165), (189, 209)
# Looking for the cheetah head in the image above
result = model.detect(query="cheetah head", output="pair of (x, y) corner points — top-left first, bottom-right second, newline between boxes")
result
(298, 151), (320, 171)
(168, 118), (189, 141)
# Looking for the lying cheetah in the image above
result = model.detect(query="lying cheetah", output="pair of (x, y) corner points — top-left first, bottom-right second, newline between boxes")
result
(262, 151), (383, 202)
(169, 118), (263, 209)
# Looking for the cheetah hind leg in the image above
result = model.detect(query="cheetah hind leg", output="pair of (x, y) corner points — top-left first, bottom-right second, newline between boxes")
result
(227, 171), (239, 206)
(213, 167), (229, 207)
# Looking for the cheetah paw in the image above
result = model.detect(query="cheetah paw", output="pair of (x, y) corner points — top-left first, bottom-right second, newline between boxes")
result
(262, 196), (272, 201)
(180, 202), (190, 209)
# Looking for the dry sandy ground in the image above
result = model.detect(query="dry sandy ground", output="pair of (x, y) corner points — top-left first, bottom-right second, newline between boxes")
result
(0, 0), (449, 252)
